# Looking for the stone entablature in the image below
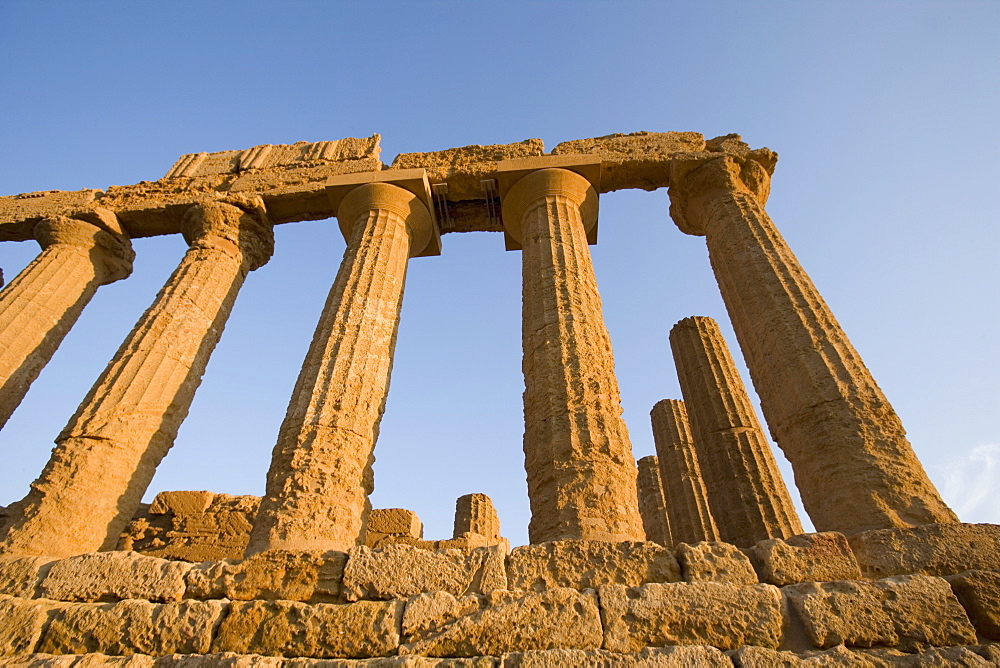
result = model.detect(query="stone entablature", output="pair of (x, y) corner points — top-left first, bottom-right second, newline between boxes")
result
(1, 524), (998, 663)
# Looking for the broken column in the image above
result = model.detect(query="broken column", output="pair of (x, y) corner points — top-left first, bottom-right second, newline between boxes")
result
(0, 210), (134, 430)
(636, 455), (673, 546)
(0, 199), (273, 557)
(454, 493), (501, 544)
(247, 173), (438, 555)
(670, 316), (803, 546)
(668, 150), (958, 534)
(650, 399), (721, 544)
(499, 159), (644, 543)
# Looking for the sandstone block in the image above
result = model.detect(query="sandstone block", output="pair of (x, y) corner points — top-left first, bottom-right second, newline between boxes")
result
(0, 556), (56, 598)
(342, 545), (506, 601)
(947, 570), (1000, 640)
(501, 646), (730, 666)
(40, 552), (191, 602)
(677, 541), (758, 585)
(783, 575), (977, 651)
(598, 582), (783, 652)
(185, 550), (347, 602)
(368, 509), (423, 538)
(752, 533), (861, 586)
(39, 599), (226, 656)
(729, 644), (879, 666)
(400, 588), (602, 657)
(848, 523), (1000, 579)
(148, 491), (215, 515)
(0, 595), (64, 656)
(210, 599), (402, 659)
(506, 541), (679, 592)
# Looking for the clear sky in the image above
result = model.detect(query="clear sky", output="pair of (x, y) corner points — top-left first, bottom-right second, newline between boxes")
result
(1, 1), (998, 548)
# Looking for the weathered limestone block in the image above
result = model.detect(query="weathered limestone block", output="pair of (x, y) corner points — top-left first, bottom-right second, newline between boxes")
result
(506, 541), (680, 592)
(650, 400), (720, 545)
(368, 509), (423, 538)
(667, 152), (958, 535)
(784, 575), (977, 651)
(38, 599), (226, 656)
(342, 545), (506, 601)
(399, 588), (602, 657)
(856, 645), (996, 666)
(40, 552), (191, 602)
(501, 165), (644, 543)
(453, 495), (501, 544)
(729, 644), (877, 667)
(636, 456), (673, 546)
(848, 523), (1000, 579)
(752, 533), (861, 586)
(669, 316), (803, 547)
(0, 189), (100, 240)
(211, 599), (402, 659)
(185, 550), (347, 602)
(148, 491), (215, 515)
(501, 646), (730, 667)
(1, 199), (274, 558)
(676, 541), (758, 585)
(0, 556), (56, 598)
(10, 655), (147, 667)
(598, 582), (784, 652)
(550, 131), (706, 193)
(0, 212), (134, 430)
(0, 595), (64, 656)
(248, 182), (436, 554)
(392, 139), (545, 204)
(154, 654), (284, 667)
(947, 570), (1000, 640)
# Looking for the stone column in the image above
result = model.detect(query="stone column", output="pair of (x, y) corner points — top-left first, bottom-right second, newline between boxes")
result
(670, 316), (803, 546)
(636, 455), (673, 546)
(0, 210), (134, 430)
(650, 399), (721, 544)
(0, 199), (273, 557)
(247, 181), (436, 554)
(668, 152), (958, 534)
(501, 165), (644, 543)
(454, 493), (501, 543)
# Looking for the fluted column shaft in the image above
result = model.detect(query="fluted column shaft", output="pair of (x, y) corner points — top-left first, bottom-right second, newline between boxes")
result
(247, 182), (432, 554)
(0, 211), (133, 430)
(636, 455), (673, 546)
(670, 316), (803, 546)
(669, 155), (958, 534)
(0, 200), (273, 557)
(650, 399), (720, 544)
(503, 167), (644, 543)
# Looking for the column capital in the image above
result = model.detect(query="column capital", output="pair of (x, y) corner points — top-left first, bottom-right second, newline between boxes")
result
(181, 197), (274, 271)
(499, 167), (598, 247)
(34, 211), (134, 284)
(336, 182), (435, 259)
(667, 153), (775, 236)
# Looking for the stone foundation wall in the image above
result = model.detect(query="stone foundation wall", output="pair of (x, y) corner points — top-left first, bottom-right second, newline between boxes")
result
(2, 523), (999, 665)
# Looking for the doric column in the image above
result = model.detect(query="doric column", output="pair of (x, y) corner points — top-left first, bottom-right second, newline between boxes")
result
(453, 493), (501, 543)
(0, 199), (273, 557)
(247, 177), (438, 554)
(0, 209), (133, 430)
(670, 316), (803, 547)
(669, 152), (958, 534)
(501, 163), (644, 543)
(650, 399), (720, 544)
(636, 455), (673, 546)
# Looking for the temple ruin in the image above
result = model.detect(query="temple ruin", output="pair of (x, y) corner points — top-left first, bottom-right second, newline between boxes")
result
(0, 132), (997, 665)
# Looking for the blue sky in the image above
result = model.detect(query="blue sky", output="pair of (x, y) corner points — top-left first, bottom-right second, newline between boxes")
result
(1, 1), (998, 547)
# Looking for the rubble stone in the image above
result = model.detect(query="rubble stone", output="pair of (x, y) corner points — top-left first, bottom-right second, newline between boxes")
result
(677, 541), (758, 585)
(849, 523), (1000, 578)
(752, 533), (861, 586)
(598, 582), (783, 652)
(40, 552), (191, 602)
(506, 541), (680, 592)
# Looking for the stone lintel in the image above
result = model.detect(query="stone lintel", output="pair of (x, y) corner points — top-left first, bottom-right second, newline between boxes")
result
(495, 154), (602, 250)
(326, 168), (441, 257)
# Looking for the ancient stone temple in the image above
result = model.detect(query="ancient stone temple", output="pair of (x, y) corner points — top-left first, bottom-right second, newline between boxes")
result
(0, 132), (997, 665)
